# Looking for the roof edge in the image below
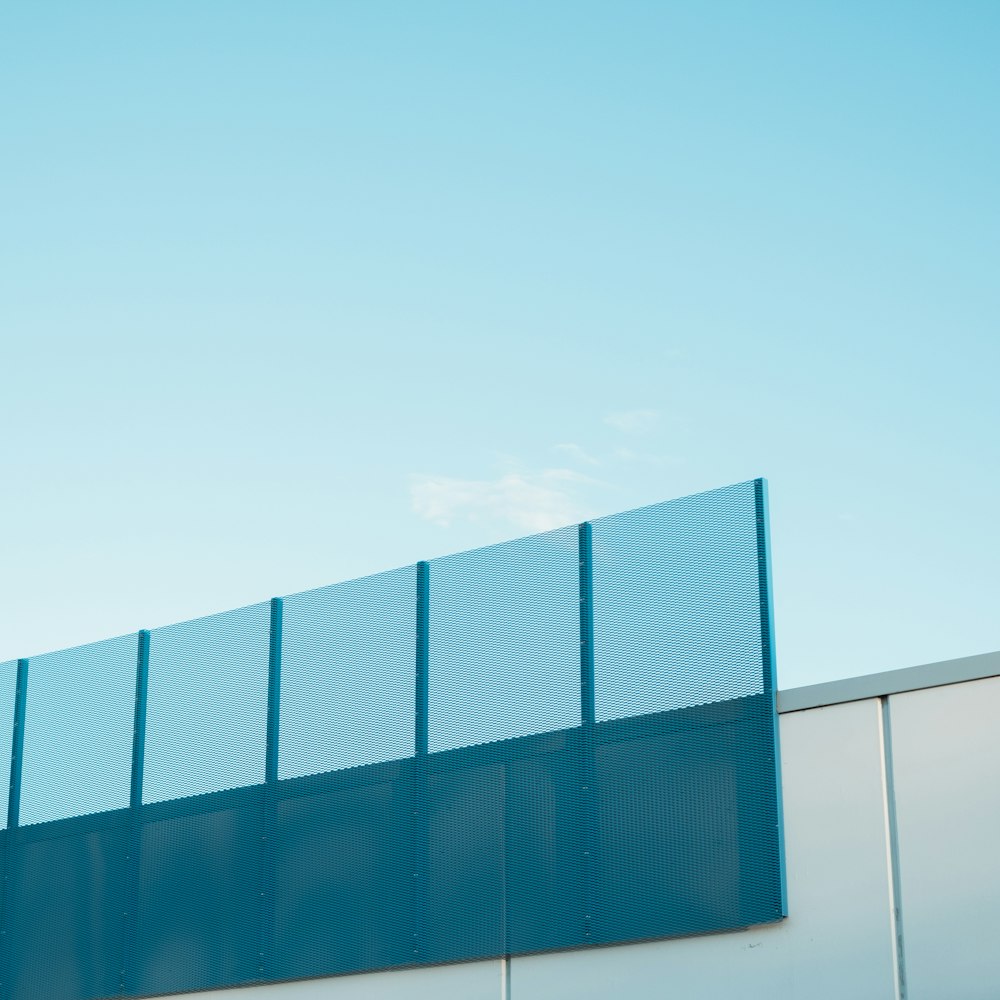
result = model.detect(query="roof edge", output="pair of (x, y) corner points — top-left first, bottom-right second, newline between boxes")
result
(777, 649), (1000, 714)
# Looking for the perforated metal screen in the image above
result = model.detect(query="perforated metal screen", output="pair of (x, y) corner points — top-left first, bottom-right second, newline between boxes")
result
(144, 603), (270, 803)
(279, 567), (416, 778)
(592, 481), (765, 719)
(428, 526), (581, 752)
(0, 479), (784, 999)
(20, 636), (136, 825)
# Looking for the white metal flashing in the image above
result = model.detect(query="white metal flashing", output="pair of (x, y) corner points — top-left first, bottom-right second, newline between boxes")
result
(777, 650), (1000, 714)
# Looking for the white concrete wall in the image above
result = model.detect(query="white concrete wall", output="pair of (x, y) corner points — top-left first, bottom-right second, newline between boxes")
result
(171, 672), (1000, 1000)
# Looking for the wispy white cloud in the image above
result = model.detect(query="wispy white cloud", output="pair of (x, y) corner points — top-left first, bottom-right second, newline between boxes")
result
(604, 408), (660, 433)
(614, 447), (679, 468)
(552, 442), (601, 466)
(410, 468), (592, 532)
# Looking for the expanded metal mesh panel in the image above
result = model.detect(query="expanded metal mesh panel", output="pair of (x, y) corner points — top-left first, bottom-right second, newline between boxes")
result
(423, 755), (506, 963)
(132, 794), (263, 996)
(3, 822), (129, 1000)
(504, 731), (587, 954)
(143, 604), (269, 803)
(270, 765), (415, 980)
(592, 480), (764, 722)
(0, 661), (17, 830)
(428, 527), (580, 752)
(19, 636), (136, 826)
(279, 567), (416, 779)
(590, 699), (780, 943)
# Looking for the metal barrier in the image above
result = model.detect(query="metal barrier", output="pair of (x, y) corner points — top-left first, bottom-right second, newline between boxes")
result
(0, 479), (784, 999)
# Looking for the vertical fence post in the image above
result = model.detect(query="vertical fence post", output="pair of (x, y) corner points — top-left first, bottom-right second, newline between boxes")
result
(578, 523), (595, 727)
(754, 477), (787, 917)
(0, 658), (29, 998)
(754, 479), (777, 699)
(578, 523), (597, 944)
(259, 598), (283, 980)
(415, 562), (429, 757)
(265, 599), (283, 786)
(123, 631), (150, 995)
(130, 632), (150, 810)
(412, 562), (430, 963)
(6, 660), (28, 831)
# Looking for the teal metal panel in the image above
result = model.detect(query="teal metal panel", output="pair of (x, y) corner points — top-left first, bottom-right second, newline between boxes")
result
(270, 763), (415, 980)
(132, 791), (264, 996)
(2, 818), (129, 1000)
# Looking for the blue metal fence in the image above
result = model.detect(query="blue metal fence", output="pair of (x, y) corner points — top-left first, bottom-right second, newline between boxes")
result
(0, 479), (785, 999)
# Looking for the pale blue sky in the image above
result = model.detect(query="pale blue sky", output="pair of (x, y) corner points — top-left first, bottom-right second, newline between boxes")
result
(1, 2), (997, 688)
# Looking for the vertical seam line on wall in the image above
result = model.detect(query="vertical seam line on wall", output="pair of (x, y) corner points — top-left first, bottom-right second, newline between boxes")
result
(879, 695), (907, 1000)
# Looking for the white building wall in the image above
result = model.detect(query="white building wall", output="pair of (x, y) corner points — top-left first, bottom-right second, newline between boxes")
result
(890, 675), (1000, 1000)
(165, 662), (1000, 1000)
(170, 960), (504, 1000)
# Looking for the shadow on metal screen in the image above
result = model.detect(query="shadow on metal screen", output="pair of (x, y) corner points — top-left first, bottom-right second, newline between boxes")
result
(0, 478), (785, 1000)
